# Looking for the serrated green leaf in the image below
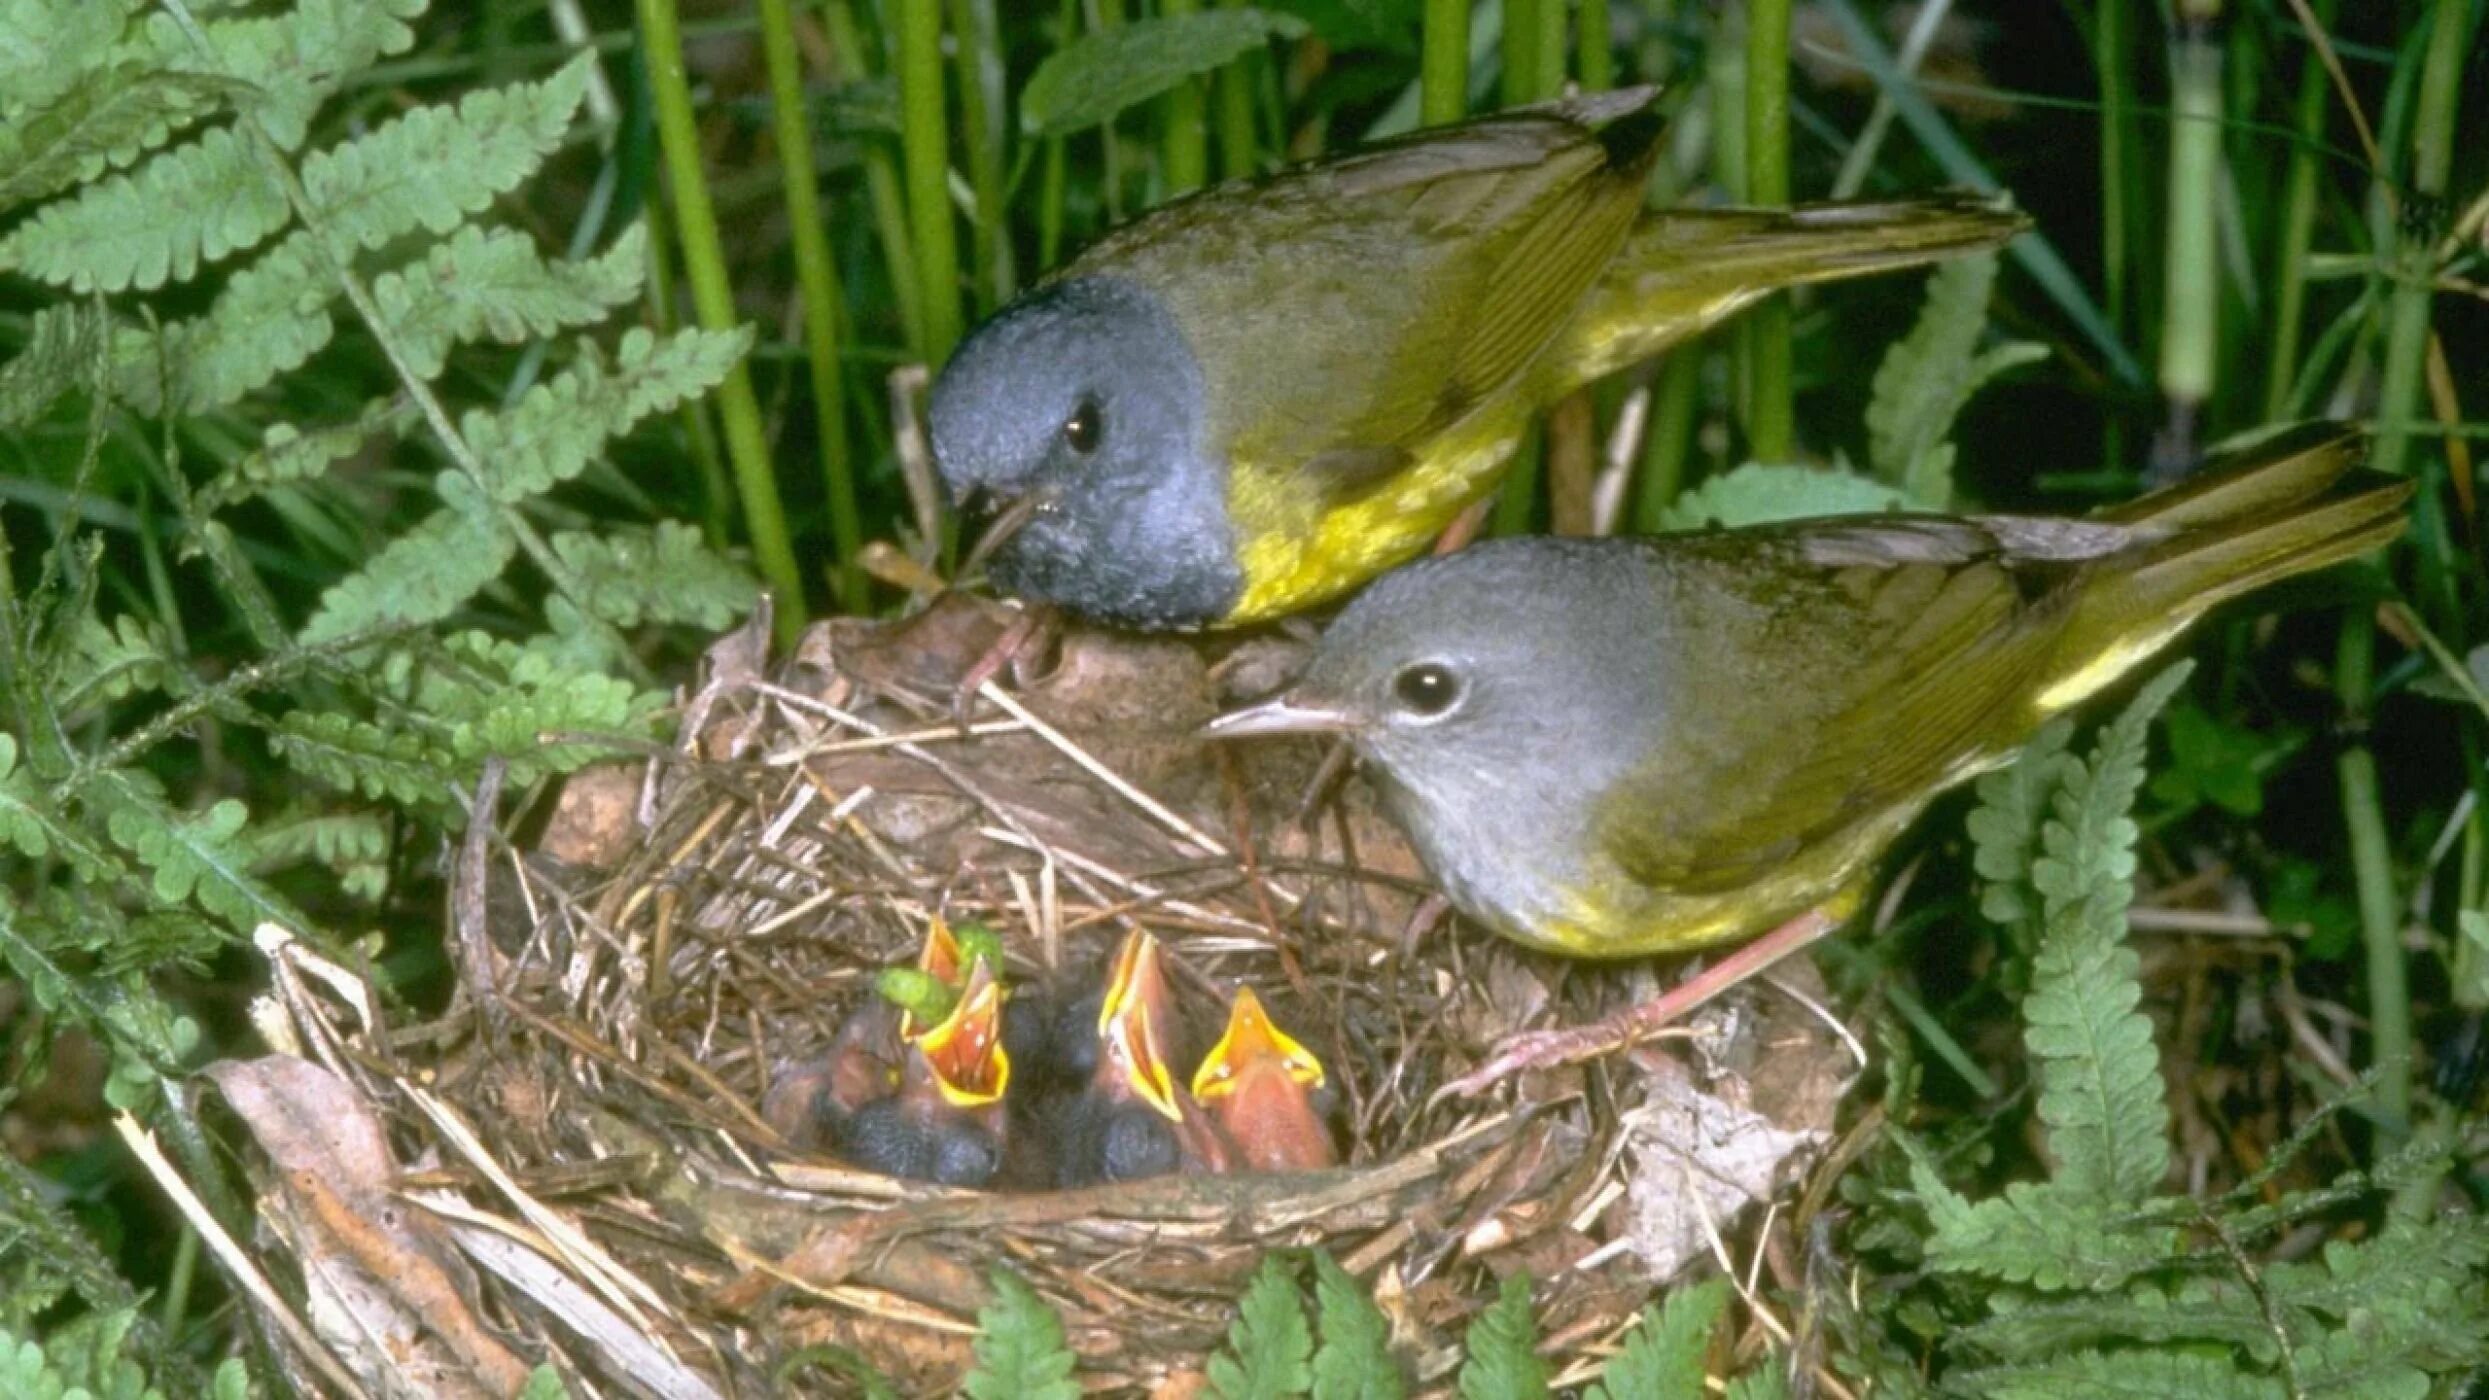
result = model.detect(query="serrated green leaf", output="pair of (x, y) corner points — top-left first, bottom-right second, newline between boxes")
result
(1208, 1254), (1314, 1399)
(301, 52), (589, 253)
(116, 0), (425, 149)
(0, 736), (120, 880)
(199, 399), (416, 515)
(1724, 1363), (1792, 1400)
(93, 785), (297, 935)
(467, 326), (755, 502)
(1655, 463), (1912, 531)
(1021, 9), (1309, 136)
(0, 66), (240, 214)
(0, 301), (108, 428)
(1918, 1178), (2172, 1290)
(374, 223), (648, 379)
(963, 1269), (1080, 1400)
(1457, 1274), (1547, 1400)
(1310, 1252), (1400, 1400)
(1966, 718), (2076, 940)
(1955, 1349), (2282, 1400)
(516, 1364), (572, 1400)
(0, 122), (287, 291)
(55, 612), (175, 716)
(2018, 666), (2188, 1201)
(550, 521), (757, 630)
(298, 472), (513, 645)
(1865, 251), (2047, 507)
(269, 710), (454, 806)
(1588, 1281), (1726, 1400)
(0, 0), (139, 117)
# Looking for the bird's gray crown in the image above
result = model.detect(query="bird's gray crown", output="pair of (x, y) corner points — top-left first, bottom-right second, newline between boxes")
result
(928, 276), (1241, 627)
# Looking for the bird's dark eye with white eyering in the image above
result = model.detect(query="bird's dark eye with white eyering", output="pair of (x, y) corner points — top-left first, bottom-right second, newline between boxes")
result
(1390, 662), (1462, 717)
(1062, 396), (1103, 455)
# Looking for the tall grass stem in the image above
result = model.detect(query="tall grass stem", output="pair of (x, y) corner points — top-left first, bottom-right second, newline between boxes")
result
(637, 0), (805, 635)
(757, 0), (862, 606)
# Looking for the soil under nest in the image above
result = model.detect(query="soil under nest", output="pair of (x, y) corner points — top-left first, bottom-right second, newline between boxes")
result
(205, 595), (1865, 1397)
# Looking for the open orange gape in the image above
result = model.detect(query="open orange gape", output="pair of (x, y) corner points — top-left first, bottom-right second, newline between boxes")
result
(216, 593), (1859, 1395)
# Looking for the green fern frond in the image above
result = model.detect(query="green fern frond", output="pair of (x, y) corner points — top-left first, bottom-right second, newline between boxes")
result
(117, 0), (425, 150)
(55, 612), (175, 716)
(0, 0), (139, 116)
(1951, 1278), (2281, 1365)
(198, 399), (416, 516)
(2021, 665), (2189, 1201)
(1457, 1274), (1548, 1400)
(390, 631), (657, 785)
(375, 223), (648, 379)
(244, 808), (391, 900)
(1914, 1168), (2169, 1291)
(550, 521), (757, 630)
(2032, 664), (2191, 923)
(1965, 718), (2076, 942)
(1208, 1254), (1315, 1399)
(467, 326), (756, 502)
(1865, 250), (2048, 507)
(0, 737), (120, 879)
(108, 233), (331, 414)
(0, 123), (286, 291)
(297, 472), (514, 645)
(0, 301), (108, 430)
(962, 1268), (1081, 1400)
(268, 711), (453, 806)
(103, 55), (597, 414)
(1309, 1252), (1401, 1400)
(1588, 1280), (1726, 1400)
(298, 51), (588, 252)
(1723, 1364), (1791, 1400)
(0, 66), (240, 214)
(1952, 1348), (2282, 1400)
(90, 781), (299, 935)
(2023, 887), (2171, 1202)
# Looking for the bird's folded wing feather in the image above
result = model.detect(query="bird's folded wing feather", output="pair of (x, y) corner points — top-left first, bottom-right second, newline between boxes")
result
(1590, 518), (2121, 895)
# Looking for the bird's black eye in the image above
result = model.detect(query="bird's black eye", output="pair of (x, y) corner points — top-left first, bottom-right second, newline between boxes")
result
(1390, 662), (1461, 717)
(1063, 396), (1103, 455)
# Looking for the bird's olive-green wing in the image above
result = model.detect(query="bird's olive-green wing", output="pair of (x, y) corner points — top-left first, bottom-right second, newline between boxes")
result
(1079, 91), (1664, 498)
(1592, 521), (2087, 896)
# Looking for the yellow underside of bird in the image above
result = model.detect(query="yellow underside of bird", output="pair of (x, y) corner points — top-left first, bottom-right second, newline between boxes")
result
(1228, 413), (1525, 623)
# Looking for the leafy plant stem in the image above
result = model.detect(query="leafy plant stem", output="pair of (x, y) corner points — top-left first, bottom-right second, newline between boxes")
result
(2156, 10), (2221, 441)
(898, 0), (965, 364)
(2336, 610), (2410, 1142)
(637, 0), (806, 639)
(952, 0), (1014, 314)
(1422, 0), (1471, 125)
(1501, 0), (1541, 106)
(1214, 0), (1258, 176)
(824, 0), (927, 354)
(757, 0), (863, 607)
(636, 189), (735, 547)
(1578, 0), (1611, 89)
(1159, 0), (1209, 194)
(1631, 348), (1701, 532)
(2262, 0), (2332, 421)
(1743, 0), (1793, 462)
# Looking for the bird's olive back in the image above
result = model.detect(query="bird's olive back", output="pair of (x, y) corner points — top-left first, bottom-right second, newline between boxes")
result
(927, 277), (1243, 626)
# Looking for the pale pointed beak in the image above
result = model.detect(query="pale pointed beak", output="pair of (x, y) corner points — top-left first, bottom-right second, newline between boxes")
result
(960, 486), (1056, 577)
(1199, 694), (1363, 741)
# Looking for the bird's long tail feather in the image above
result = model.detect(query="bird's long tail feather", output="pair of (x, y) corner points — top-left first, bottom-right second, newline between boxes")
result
(1556, 193), (2030, 386)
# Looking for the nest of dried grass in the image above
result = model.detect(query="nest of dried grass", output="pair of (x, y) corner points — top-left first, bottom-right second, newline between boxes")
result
(187, 596), (1870, 1397)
